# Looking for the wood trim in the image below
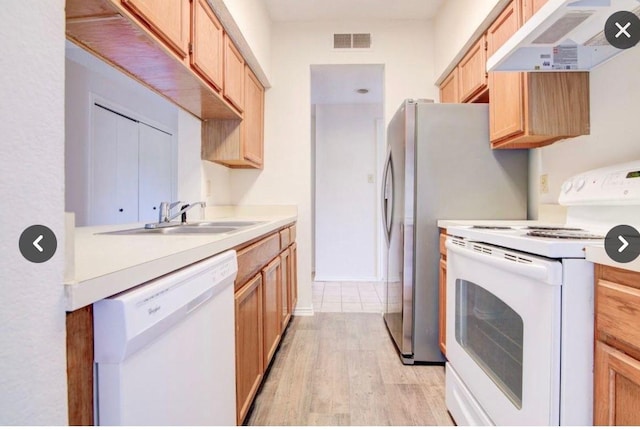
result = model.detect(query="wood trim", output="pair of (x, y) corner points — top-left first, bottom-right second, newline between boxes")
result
(235, 274), (264, 425)
(439, 232), (447, 259)
(438, 258), (447, 356)
(598, 264), (640, 290)
(66, 306), (94, 426)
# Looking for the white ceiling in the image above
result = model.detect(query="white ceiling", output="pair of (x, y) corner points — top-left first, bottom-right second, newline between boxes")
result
(264, 0), (444, 22)
(311, 64), (384, 105)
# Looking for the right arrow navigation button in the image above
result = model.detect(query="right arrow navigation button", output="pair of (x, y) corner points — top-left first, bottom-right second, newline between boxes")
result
(605, 225), (640, 263)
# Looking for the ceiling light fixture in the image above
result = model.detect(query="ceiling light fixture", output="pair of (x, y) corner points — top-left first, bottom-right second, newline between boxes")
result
(356, 88), (369, 94)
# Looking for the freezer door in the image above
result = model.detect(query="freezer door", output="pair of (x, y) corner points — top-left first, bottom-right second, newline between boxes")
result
(383, 100), (414, 360)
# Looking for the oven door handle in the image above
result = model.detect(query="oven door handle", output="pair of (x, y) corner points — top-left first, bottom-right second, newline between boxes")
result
(446, 242), (559, 283)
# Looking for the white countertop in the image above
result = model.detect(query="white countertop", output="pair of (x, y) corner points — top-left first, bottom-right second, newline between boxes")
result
(64, 206), (297, 311)
(586, 245), (640, 273)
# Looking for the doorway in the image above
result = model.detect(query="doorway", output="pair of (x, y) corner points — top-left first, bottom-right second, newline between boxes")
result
(310, 64), (385, 311)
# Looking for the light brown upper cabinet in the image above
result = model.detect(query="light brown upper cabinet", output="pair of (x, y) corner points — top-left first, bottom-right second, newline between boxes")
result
(66, 0), (241, 120)
(459, 34), (488, 102)
(224, 34), (245, 112)
(241, 66), (265, 167)
(201, 65), (265, 169)
(190, 0), (223, 91)
(121, 0), (190, 58)
(522, 0), (549, 22)
(439, 68), (459, 103)
(487, 0), (589, 149)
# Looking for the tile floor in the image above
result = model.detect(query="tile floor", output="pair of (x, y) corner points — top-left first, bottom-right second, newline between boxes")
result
(312, 281), (385, 313)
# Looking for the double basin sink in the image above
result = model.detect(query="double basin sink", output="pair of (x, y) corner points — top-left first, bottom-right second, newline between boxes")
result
(104, 220), (263, 235)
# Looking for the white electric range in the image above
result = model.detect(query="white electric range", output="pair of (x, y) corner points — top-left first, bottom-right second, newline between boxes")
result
(443, 160), (640, 426)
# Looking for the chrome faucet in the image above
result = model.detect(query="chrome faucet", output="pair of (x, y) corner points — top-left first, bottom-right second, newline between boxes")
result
(145, 201), (206, 229)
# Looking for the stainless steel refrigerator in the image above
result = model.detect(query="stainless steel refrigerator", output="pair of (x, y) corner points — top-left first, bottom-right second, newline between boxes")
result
(381, 100), (528, 364)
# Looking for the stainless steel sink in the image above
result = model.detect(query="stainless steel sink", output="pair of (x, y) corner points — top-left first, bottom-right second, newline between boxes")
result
(101, 220), (264, 235)
(186, 221), (262, 227)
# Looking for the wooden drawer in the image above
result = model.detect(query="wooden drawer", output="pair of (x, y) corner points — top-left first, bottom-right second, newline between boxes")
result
(597, 277), (640, 349)
(439, 230), (447, 258)
(279, 227), (290, 251)
(236, 233), (280, 289)
(289, 224), (296, 242)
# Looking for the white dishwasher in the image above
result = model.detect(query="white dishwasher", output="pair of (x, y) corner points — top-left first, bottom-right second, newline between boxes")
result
(93, 250), (237, 425)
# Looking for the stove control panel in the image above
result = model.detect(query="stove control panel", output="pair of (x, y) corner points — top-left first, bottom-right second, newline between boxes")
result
(559, 160), (640, 205)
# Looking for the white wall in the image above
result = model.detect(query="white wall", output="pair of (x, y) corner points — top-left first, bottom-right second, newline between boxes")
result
(315, 103), (383, 281)
(535, 47), (640, 204)
(66, 46), (232, 224)
(229, 19), (435, 313)
(221, 0), (272, 82)
(432, 0), (501, 81)
(0, 1), (68, 424)
(176, 111), (232, 206)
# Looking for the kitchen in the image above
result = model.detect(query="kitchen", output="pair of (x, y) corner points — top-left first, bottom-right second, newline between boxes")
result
(2, 0), (640, 426)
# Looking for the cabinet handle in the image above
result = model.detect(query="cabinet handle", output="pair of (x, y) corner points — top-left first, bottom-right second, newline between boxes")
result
(153, 206), (157, 210)
(119, 208), (124, 212)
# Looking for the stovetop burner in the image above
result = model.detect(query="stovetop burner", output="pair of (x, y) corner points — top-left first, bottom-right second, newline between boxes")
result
(472, 225), (513, 230)
(526, 230), (604, 240)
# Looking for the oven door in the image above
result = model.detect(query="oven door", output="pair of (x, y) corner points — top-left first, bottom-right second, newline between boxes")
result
(445, 239), (562, 426)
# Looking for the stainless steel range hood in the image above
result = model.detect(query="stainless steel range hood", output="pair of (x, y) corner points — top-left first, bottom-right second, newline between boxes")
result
(487, 0), (640, 72)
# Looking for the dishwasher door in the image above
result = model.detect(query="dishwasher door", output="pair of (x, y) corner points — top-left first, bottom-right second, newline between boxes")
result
(93, 250), (238, 426)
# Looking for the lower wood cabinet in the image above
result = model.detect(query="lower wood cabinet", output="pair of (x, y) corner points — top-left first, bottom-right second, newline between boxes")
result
(281, 248), (292, 329)
(233, 224), (297, 424)
(438, 229), (447, 356)
(235, 273), (264, 425)
(594, 264), (640, 425)
(595, 340), (640, 425)
(262, 256), (282, 369)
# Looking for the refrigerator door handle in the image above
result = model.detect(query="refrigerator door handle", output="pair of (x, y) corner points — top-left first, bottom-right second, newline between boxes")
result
(381, 152), (394, 243)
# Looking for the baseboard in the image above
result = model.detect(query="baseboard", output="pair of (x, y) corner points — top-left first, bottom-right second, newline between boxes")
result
(292, 306), (314, 316)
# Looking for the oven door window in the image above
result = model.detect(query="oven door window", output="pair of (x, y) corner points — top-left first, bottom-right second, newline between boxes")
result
(455, 279), (523, 409)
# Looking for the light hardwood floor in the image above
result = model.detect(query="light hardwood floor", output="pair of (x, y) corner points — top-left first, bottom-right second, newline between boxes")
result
(246, 313), (454, 426)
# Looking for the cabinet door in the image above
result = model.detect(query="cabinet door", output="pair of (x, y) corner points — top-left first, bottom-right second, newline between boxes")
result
(595, 341), (640, 425)
(191, 0), (223, 91)
(138, 123), (173, 223)
(289, 243), (298, 310)
(235, 274), (264, 425)
(439, 257), (447, 356)
(224, 34), (245, 112)
(122, 0), (190, 58)
(439, 68), (459, 103)
(459, 35), (488, 102)
(241, 66), (264, 167)
(523, 0), (548, 22)
(90, 104), (139, 225)
(280, 248), (291, 330)
(262, 256), (282, 369)
(487, 0), (524, 142)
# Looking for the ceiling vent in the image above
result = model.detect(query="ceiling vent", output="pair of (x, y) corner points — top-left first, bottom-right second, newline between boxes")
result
(333, 33), (372, 49)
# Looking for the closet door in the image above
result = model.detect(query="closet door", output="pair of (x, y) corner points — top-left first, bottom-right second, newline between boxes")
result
(138, 123), (173, 223)
(90, 105), (139, 225)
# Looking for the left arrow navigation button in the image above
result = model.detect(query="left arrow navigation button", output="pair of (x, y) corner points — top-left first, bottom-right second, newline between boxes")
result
(19, 225), (57, 263)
